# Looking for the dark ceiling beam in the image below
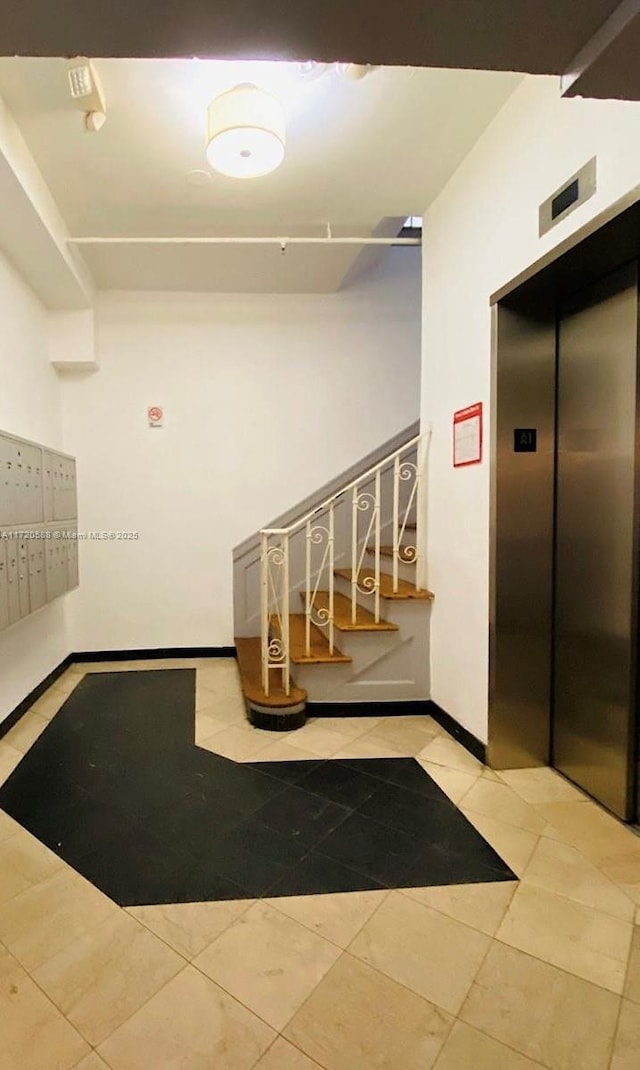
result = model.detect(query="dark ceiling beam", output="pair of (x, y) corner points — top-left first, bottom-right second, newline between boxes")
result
(561, 0), (640, 99)
(0, 1), (621, 74)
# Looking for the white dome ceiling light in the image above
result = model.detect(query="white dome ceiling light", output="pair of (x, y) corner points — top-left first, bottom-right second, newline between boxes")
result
(206, 83), (285, 179)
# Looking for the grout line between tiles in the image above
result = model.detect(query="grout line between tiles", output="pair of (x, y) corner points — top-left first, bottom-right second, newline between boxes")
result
(264, 886), (393, 951)
(606, 993), (626, 1070)
(490, 917), (631, 998)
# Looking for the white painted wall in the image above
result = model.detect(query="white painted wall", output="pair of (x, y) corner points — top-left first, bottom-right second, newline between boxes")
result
(0, 249), (69, 724)
(61, 248), (421, 652)
(421, 75), (640, 743)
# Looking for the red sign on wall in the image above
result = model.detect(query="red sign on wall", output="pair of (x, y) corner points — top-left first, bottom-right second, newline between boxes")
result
(453, 402), (483, 468)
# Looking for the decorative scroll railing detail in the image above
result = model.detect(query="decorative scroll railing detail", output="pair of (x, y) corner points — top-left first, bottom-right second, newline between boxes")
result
(305, 505), (335, 656)
(260, 532), (290, 696)
(259, 431), (429, 697)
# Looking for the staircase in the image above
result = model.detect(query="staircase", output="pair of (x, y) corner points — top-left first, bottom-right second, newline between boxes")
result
(234, 429), (433, 727)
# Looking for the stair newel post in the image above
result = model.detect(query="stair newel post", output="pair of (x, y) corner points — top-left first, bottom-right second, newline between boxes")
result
(392, 454), (400, 594)
(260, 531), (270, 696)
(351, 484), (359, 625)
(281, 533), (291, 696)
(374, 468), (381, 622)
(328, 502), (335, 654)
(305, 519), (312, 658)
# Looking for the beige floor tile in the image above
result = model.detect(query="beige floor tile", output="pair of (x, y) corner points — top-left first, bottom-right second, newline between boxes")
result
(0, 946), (90, 1070)
(461, 810), (539, 876)
(541, 820), (568, 842)
(535, 800), (640, 868)
(0, 808), (20, 844)
(195, 683), (244, 710)
(0, 830), (64, 904)
(306, 716), (381, 741)
(3, 711), (49, 754)
(611, 998), (640, 1070)
(194, 709), (228, 743)
(523, 836), (635, 921)
(265, 890), (389, 948)
(280, 723), (359, 758)
(349, 890), (490, 1015)
(480, 766), (503, 782)
(284, 952), (453, 1070)
(195, 691), (247, 722)
(33, 911), (184, 1046)
(0, 868), (118, 972)
(197, 662), (242, 699)
(73, 1054), (111, 1070)
(74, 1054), (111, 1070)
(253, 1037), (323, 1070)
(0, 742), (22, 786)
(330, 737), (405, 760)
(401, 881), (517, 937)
(98, 964), (275, 1070)
(417, 760), (479, 804)
(624, 924), (640, 1004)
(461, 941), (620, 1070)
(497, 882), (632, 993)
(128, 898), (253, 960)
(193, 901), (341, 1031)
(29, 686), (70, 720)
(433, 1020), (545, 1069)
(460, 779), (547, 835)
(50, 668), (84, 695)
(498, 766), (586, 804)
(621, 882), (640, 908)
(418, 735), (484, 775)
(199, 724), (276, 761)
(195, 684), (246, 712)
(195, 686), (216, 712)
(356, 716), (440, 756)
(249, 739), (323, 763)
(601, 854), (640, 907)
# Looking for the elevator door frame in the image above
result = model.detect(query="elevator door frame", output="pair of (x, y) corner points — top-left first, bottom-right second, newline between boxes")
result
(489, 188), (640, 822)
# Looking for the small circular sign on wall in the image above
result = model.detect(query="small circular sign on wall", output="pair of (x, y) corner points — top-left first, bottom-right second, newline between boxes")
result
(147, 406), (164, 428)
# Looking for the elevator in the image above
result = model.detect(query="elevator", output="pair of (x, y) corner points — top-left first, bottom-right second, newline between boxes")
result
(489, 192), (640, 822)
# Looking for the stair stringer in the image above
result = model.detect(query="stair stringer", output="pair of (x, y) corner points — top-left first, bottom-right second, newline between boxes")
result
(294, 600), (431, 703)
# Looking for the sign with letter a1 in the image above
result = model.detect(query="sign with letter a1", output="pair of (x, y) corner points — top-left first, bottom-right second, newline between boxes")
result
(453, 402), (483, 467)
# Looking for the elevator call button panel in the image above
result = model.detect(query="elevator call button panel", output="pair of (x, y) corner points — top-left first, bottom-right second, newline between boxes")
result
(514, 429), (537, 453)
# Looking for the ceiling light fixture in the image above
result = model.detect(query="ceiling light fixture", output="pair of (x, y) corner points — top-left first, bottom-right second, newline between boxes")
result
(337, 63), (379, 81)
(206, 83), (285, 179)
(296, 60), (328, 82)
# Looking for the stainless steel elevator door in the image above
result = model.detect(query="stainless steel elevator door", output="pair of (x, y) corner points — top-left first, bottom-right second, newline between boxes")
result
(554, 261), (638, 820)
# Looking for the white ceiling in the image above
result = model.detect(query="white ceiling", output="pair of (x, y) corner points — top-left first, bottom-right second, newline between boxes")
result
(0, 58), (524, 292)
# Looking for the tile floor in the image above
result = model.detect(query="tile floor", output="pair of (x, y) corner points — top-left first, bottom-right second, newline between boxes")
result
(0, 669), (514, 905)
(0, 657), (637, 1068)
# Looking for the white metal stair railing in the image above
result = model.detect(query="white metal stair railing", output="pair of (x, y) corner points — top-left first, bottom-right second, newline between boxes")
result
(260, 430), (430, 697)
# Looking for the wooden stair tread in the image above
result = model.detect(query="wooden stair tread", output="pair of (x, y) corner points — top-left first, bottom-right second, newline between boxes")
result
(235, 636), (307, 708)
(334, 568), (434, 601)
(367, 545), (416, 562)
(271, 614), (352, 665)
(301, 590), (398, 631)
